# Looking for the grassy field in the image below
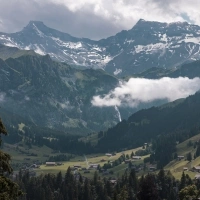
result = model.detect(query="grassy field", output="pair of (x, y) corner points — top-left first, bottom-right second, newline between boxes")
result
(35, 146), (147, 177)
(164, 133), (200, 180)
(79, 133), (99, 145)
(6, 133), (200, 180)
(4, 143), (54, 163)
(3, 142), (149, 178)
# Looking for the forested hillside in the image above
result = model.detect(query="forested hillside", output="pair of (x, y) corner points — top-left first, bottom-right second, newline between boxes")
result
(96, 91), (200, 152)
(0, 46), (121, 134)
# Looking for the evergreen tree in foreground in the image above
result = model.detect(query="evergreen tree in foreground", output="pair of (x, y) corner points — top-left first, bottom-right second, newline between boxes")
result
(0, 117), (22, 200)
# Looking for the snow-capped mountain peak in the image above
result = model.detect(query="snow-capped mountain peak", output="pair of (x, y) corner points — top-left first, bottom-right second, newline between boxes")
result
(1, 19), (200, 76)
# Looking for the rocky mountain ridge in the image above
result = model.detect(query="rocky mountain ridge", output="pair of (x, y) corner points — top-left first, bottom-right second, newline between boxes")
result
(1, 19), (200, 76)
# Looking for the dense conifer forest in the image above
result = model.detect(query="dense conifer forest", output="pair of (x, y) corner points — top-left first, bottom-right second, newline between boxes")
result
(13, 167), (200, 200)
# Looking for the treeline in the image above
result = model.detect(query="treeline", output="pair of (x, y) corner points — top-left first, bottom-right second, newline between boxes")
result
(96, 92), (200, 153)
(47, 154), (74, 162)
(0, 107), (95, 154)
(149, 126), (200, 169)
(15, 167), (200, 200)
(23, 132), (94, 155)
(2, 119), (95, 154)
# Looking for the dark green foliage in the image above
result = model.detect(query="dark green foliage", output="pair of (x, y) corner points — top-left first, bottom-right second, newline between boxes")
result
(97, 92), (200, 152)
(135, 149), (149, 156)
(179, 185), (199, 200)
(47, 154), (73, 162)
(187, 140), (193, 147)
(137, 174), (159, 200)
(134, 60), (200, 79)
(179, 172), (193, 191)
(174, 152), (178, 159)
(0, 53), (120, 134)
(143, 156), (151, 163)
(15, 167), (200, 200)
(0, 118), (22, 200)
(186, 152), (192, 162)
(195, 141), (200, 157)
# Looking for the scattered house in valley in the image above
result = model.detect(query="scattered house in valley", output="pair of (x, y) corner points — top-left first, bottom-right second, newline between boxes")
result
(149, 166), (157, 172)
(183, 167), (188, 171)
(193, 166), (200, 173)
(195, 174), (200, 180)
(177, 155), (184, 160)
(125, 159), (132, 164)
(29, 164), (39, 169)
(57, 163), (63, 166)
(46, 162), (56, 166)
(89, 164), (99, 169)
(110, 179), (117, 184)
(100, 159), (106, 162)
(74, 165), (81, 168)
(132, 156), (141, 160)
(105, 153), (112, 157)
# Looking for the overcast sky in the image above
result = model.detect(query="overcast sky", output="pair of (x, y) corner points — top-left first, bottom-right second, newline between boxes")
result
(0, 0), (200, 40)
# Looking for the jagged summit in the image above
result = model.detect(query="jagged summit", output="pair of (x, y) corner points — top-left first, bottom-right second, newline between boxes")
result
(22, 20), (50, 34)
(1, 20), (200, 76)
(22, 21), (46, 31)
(27, 20), (45, 26)
(134, 18), (189, 28)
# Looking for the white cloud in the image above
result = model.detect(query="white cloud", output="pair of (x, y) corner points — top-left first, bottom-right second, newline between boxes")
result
(46, 0), (200, 28)
(91, 77), (200, 107)
(0, 0), (200, 39)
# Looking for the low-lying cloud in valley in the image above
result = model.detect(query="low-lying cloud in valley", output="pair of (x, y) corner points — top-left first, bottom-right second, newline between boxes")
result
(92, 77), (200, 107)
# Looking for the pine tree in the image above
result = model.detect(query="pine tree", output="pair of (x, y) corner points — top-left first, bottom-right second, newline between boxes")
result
(129, 169), (138, 193)
(187, 152), (192, 162)
(116, 186), (129, 200)
(179, 172), (186, 190)
(195, 143), (200, 157)
(83, 179), (92, 200)
(137, 174), (160, 200)
(0, 118), (22, 200)
(56, 171), (62, 189)
(157, 169), (165, 198)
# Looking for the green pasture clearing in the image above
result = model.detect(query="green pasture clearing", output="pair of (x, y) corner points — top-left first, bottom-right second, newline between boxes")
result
(4, 143), (147, 178)
(176, 133), (200, 156)
(4, 143), (71, 167)
(80, 133), (99, 145)
(164, 133), (200, 180)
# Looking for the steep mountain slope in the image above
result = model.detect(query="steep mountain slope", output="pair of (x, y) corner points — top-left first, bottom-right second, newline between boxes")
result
(1, 20), (200, 76)
(0, 21), (106, 68)
(0, 43), (36, 60)
(0, 50), (121, 134)
(1, 45), (200, 135)
(96, 91), (200, 152)
(104, 20), (200, 75)
(0, 107), (71, 144)
(128, 60), (200, 79)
